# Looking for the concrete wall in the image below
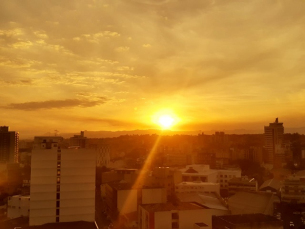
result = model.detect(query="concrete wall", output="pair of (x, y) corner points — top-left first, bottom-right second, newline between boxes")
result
(142, 188), (167, 204)
(117, 189), (137, 215)
(7, 195), (30, 219)
(154, 211), (172, 229)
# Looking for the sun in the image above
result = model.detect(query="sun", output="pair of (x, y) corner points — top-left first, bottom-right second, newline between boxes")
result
(157, 115), (175, 129)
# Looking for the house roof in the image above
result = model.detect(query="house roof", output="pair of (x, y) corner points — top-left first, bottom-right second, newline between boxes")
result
(184, 167), (198, 173)
(228, 191), (279, 215)
(140, 202), (204, 212)
(259, 179), (281, 191)
(176, 192), (228, 211)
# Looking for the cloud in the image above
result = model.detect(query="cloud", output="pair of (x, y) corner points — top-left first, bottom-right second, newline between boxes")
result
(0, 79), (33, 86)
(3, 98), (108, 110)
(63, 116), (150, 129)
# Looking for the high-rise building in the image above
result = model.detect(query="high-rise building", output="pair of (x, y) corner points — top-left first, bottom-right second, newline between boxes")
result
(29, 137), (96, 226)
(0, 126), (19, 163)
(264, 118), (284, 164)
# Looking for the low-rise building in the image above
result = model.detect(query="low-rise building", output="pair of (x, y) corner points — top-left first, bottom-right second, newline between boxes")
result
(228, 176), (258, 195)
(281, 176), (305, 204)
(176, 182), (220, 195)
(139, 202), (213, 229)
(180, 165), (241, 189)
(7, 195), (30, 219)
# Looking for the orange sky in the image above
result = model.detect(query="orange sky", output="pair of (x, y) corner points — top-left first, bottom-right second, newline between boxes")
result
(1, 0), (305, 137)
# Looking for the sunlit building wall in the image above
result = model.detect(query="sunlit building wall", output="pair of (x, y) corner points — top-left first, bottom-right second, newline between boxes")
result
(181, 165), (241, 189)
(29, 138), (96, 226)
(7, 195), (30, 219)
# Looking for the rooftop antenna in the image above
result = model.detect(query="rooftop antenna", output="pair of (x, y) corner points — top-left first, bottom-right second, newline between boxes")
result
(54, 130), (59, 136)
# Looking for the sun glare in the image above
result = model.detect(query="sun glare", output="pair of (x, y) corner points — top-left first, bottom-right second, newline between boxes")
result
(152, 109), (179, 130)
(158, 115), (175, 129)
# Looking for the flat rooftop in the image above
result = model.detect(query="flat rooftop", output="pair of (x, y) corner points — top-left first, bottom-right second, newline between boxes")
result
(0, 219), (97, 229)
(141, 202), (204, 212)
(23, 221), (97, 229)
(214, 214), (280, 224)
(108, 182), (163, 190)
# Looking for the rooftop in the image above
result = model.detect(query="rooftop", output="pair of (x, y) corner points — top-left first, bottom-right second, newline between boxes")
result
(195, 222), (208, 227)
(214, 213), (281, 224)
(259, 178), (281, 191)
(108, 182), (163, 190)
(228, 191), (279, 215)
(177, 192), (228, 211)
(141, 202), (204, 212)
(23, 221), (97, 229)
(177, 182), (219, 186)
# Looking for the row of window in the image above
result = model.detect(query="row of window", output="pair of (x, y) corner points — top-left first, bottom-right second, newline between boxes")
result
(56, 151), (61, 222)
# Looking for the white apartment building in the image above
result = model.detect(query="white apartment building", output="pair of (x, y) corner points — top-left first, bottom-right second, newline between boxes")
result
(139, 202), (226, 229)
(30, 137), (96, 226)
(175, 182), (220, 195)
(7, 195), (30, 219)
(180, 165), (241, 189)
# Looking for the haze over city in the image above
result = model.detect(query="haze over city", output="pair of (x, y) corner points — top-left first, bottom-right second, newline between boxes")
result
(1, 0), (305, 138)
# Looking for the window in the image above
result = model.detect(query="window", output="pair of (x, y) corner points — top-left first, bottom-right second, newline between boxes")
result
(56, 216), (59, 223)
(56, 201), (60, 208)
(56, 209), (60, 216)
(172, 213), (179, 219)
(56, 193), (60, 200)
(172, 222), (179, 229)
(57, 177), (60, 184)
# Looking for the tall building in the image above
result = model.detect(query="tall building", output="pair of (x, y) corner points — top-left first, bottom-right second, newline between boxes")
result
(30, 137), (96, 226)
(0, 126), (19, 163)
(264, 118), (284, 164)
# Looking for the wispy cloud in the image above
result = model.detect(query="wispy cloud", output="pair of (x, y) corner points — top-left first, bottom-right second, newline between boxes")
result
(3, 98), (108, 110)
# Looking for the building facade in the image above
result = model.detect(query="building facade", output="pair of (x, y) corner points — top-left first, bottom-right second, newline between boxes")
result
(228, 177), (258, 195)
(7, 195), (30, 219)
(281, 176), (305, 204)
(29, 137), (96, 226)
(0, 126), (19, 163)
(264, 118), (284, 164)
(139, 202), (226, 229)
(175, 182), (220, 195)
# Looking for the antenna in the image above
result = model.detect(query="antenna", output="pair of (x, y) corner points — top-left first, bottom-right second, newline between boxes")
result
(54, 130), (59, 136)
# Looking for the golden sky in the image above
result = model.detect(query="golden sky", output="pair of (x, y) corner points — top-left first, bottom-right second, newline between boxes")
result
(1, 0), (305, 136)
